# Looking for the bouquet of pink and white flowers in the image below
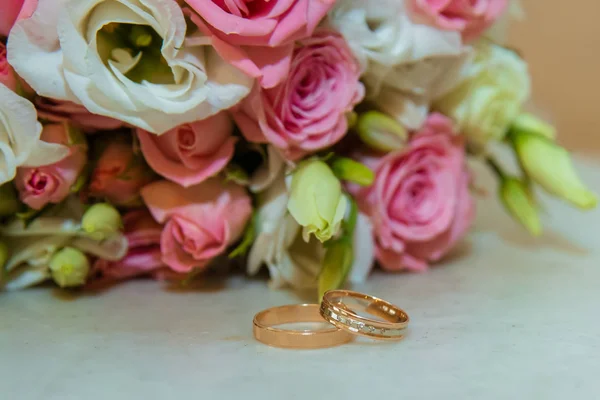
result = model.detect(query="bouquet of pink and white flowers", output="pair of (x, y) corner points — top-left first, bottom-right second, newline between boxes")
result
(0, 0), (596, 294)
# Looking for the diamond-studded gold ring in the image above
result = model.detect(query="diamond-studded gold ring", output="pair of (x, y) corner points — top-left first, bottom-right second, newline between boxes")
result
(320, 290), (409, 340)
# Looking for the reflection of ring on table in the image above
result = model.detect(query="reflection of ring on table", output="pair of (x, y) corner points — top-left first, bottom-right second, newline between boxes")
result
(320, 290), (409, 340)
(253, 304), (354, 349)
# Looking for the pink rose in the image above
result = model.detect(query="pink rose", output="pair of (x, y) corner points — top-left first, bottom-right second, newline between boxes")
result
(356, 114), (475, 272)
(0, 42), (17, 92)
(233, 31), (364, 160)
(185, 0), (335, 88)
(141, 179), (252, 273)
(137, 113), (236, 187)
(0, 0), (25, 37)
(35, 97), (124, 132)
(89, 140), (155, 206)
(407, 0), (508, 41)
(15, 123), (87, 210)
(90, 209), (169, 284)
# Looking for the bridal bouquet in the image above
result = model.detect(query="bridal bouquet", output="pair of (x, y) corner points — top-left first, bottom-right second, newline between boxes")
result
(0, 0), (596, 294)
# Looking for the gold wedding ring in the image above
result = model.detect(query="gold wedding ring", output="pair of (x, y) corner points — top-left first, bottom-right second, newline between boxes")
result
(320, 290), (409, 340)
(253, 304), (354, 349)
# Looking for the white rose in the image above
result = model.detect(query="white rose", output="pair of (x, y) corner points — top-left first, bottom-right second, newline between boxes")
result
(435, 42), (531, 147)
(328, 0), (469, 130)
(8, 0), (252, 134)
(247, 173), (375, 289)
(0, 84), (69, 185)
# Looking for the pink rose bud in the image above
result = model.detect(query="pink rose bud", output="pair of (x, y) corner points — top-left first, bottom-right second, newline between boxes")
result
(141, 179), (252, 273)
(0, 42), (17, 92)
(0, 0), (25, 37)
(15, 123), (87, 210)
(90, 209), (166, 284)
(233, 30), (364, 160)
(185, 0), (335, 88)
(89, 140), (155, 207)
(355, 114), (476, 272)
(35, 97), (124, 132)
(137, 112), (236, 187)
(407, 0), (508, 42)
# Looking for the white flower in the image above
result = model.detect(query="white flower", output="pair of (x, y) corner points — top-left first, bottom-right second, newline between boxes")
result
(0, 84), (69, 185)
(328, 0), (469, 129)
(1, 196), (128, 290)
(247, 175), (323, 289)
(435, 42), (531, 147)
(247, 174), (376, 289)
(8, 0), (252, 134)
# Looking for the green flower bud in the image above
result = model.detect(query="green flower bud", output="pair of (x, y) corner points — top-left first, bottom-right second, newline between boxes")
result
(500, 177), (542, 236)
(512, 113), (556, 140)
(288, 160), (348, 243)
(511, 131), (597, 210)
(331, 157), (374, 187)
(0, 184), (20, 217)
(356, 111), (408, 152)
(82, 203), (123, 240)
(49, 247), (90, 288)
(318, 239), (353, 299)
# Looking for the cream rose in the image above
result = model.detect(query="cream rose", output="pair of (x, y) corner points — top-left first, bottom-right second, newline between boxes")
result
(328, 0), (469, 130)
(8, 0), (252, 134)
(0, 84), (68, 185)
(435, 42), (530, 147)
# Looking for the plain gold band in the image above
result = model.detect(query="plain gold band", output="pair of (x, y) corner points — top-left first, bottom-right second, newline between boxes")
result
(320, 290), (409, 340)
(253, 304), (354, 349)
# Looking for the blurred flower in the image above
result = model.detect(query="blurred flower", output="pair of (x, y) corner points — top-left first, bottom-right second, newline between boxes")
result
(49, 246), (90, 288)
(287, 160), (348, 243)
(510, 131), (597, 210)
(185, 0), (334, 88)
(90, 209), (167, 284)
(82, 203), (123, 241)
(89, 139), (154, 207)
(356, 111), (409, 152)
(0, 42), (17, 92)
(141, 179), (252, 273)
(435, 42), (530, 148)
(233, 31), (364, 159)
(0, 84), (69, 185)
(406, 0), (508, 42)
(8, 0), (251, 134)
(15, 123), (87, 210)
(328, 0), (469, 130)
(137, 113), (236, 187)
(355, 114), (475, 271)
(0, 196), (127, 290)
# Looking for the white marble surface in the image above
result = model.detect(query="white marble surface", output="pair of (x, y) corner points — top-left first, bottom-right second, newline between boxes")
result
(2, 158), (600, 400)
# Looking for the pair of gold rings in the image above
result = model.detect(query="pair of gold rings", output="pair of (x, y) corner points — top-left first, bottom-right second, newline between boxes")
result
(253, 290), (409, 349)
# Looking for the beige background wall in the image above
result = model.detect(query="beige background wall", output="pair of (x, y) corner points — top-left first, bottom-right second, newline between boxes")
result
(508, 0), (600, 155)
